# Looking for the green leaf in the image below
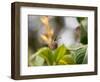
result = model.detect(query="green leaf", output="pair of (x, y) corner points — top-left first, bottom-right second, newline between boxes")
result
(80, 18), (88, 44)
(37, 47), (54, 65)
(77, 17), (85, 23)
(58, 55), (75, 65)
(54, 44), (68, 63)
(81, 18), (88, 32)
(74, 45), (87, 64)
(82, 49), (88, 64)
(33, 55), (44, 66)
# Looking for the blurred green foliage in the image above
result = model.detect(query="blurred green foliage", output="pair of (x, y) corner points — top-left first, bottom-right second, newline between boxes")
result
(28, 44), (87, 66)
(77, 17), (88, 44)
